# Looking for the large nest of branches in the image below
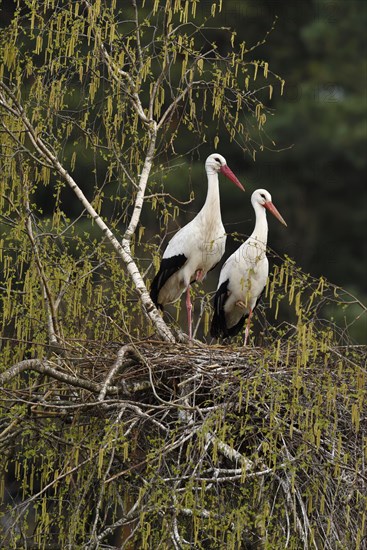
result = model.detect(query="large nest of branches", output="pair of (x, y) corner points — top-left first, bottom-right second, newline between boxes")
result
(1, 337), (366, 549)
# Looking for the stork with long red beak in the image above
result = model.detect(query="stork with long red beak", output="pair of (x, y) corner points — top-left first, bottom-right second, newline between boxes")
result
(210, 189), (287, 345)
(150, 153), (245, 340)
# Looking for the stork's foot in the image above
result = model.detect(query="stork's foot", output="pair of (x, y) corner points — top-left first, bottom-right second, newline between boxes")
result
(235, 300), (247, 310)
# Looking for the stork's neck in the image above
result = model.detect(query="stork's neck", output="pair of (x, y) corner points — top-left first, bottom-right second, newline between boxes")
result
(201, 171), (221, 216)
(250, 203), (268, 248)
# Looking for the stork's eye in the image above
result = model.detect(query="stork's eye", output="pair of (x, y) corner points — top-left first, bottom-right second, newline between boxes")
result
(260, 193), (266, 199)
(214, 157), (221, 164)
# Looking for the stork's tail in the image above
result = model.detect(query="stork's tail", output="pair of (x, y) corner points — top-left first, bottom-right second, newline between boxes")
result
(210, 280), (230, 338)
(150, 254), (187, 310)
(150, 274), (163, 310)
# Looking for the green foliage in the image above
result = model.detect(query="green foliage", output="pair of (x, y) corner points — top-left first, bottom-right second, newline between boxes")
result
(0, 331), (365, 548)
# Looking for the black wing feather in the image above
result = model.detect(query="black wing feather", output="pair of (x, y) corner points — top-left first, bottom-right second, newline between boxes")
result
(210, 279), (233, 338)
(150, 254), (187, 309)
(225, 314), (247, 338)
(210, 283), (264, 339)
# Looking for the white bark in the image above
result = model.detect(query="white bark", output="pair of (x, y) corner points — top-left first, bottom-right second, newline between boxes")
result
(0, 82), (176, 343)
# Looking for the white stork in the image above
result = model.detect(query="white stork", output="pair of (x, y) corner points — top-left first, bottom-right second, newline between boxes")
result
(210, 189), (287, 345)
(150, 153), (245, 340)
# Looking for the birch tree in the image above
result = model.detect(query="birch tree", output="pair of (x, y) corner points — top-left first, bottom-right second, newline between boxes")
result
(0, 0), (282, 348)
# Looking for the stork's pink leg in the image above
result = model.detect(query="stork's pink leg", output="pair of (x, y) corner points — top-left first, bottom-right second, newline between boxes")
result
(196, 269), (204, 282)
(186, 286), (193, 341)
(244, 309), (253, 346)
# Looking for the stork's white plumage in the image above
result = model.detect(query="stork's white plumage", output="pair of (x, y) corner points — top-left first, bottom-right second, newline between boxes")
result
(210, 189), (287, 345)
(150, 153), (244, 340)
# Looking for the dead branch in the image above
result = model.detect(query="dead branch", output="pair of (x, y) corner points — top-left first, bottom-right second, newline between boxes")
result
(97, 345), (135, 401)
(0, 358), (119, 394)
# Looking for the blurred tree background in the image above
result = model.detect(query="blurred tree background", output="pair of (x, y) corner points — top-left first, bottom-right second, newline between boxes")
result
(220, 0), (367, 297)
(160, 0), (367, 305)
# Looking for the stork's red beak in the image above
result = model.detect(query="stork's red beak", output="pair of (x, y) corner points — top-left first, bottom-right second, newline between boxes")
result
(264, 201), (287, 227)
(220, 164), (245, 191)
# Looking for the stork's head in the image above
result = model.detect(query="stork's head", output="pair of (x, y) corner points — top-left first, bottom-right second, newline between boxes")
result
(205, 153), (245, 191)
(252, 189), (287, 226)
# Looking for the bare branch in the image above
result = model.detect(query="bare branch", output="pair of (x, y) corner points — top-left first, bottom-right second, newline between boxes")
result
(98, 345), (134, 401)
(0, 358), (118, 394)
(19, 162), (62, 347)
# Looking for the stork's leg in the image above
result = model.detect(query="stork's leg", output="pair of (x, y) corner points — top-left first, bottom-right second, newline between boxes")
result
(184, 270), (203, 341)
(235, 301), (252, 346)
(243, 308), (253, 346)
(186, 285), (193, 341)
